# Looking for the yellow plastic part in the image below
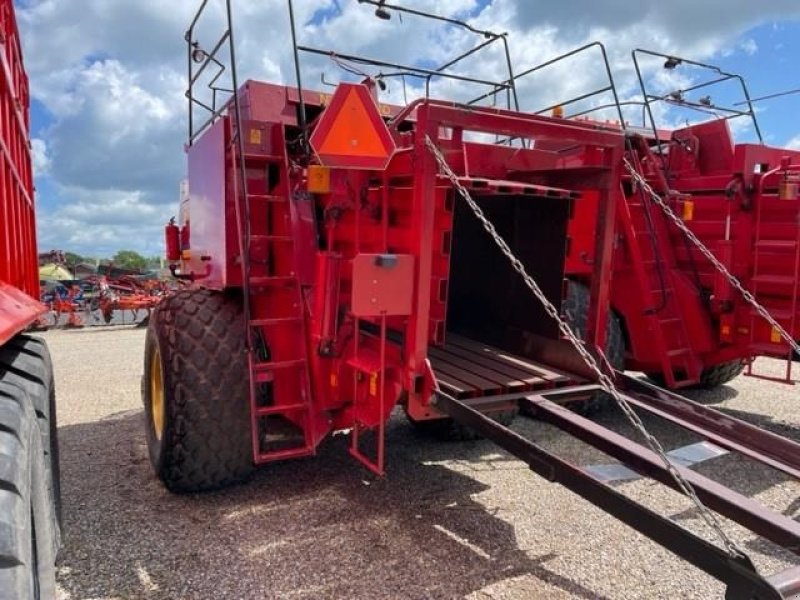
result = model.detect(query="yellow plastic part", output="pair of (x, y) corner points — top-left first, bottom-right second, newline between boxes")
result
(150, 346), (165, 441)
(308, 164), (331, 194)
(682, 199), (694, 221)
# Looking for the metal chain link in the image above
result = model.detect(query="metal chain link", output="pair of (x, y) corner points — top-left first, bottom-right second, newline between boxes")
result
(425, 135), (747, 558)
(624, 158), (800, 358)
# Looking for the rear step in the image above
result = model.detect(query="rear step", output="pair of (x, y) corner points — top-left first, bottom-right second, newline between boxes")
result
(435, 386), (800, 599)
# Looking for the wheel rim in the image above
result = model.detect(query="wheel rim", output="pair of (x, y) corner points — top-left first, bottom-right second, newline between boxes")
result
(150, 346), (165, 441)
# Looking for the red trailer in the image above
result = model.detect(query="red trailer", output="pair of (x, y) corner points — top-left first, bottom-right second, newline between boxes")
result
(144, 2), (800, 597)
(0, 0), (61, 595)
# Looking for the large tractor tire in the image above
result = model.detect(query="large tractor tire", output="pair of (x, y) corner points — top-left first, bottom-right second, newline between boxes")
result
(406, 401), (518, 442)
(696, 360), (745, 388)
(561, 280), (625, 414)
(0, 380), (59, 600)
(0, 335), (60, 526)
(142, 289), (254, 493)
(647, 360), (745, 390)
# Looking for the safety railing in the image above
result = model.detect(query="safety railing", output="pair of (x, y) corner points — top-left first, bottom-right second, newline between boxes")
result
(293, 0), (519, 114)
(469, 42), (625, 126)
(184, 0), (241, 145)
(632, 48), (763, 160)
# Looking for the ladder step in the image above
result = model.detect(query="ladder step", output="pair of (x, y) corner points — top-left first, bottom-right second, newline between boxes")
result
(253, 359), (307, 383)
(252, 235), (293, 243)
(749, 307), (794, 320)
(249, 275), (296, 288)
(254, 358), (307, 372)
(659, 318), (682, 326)
(255, 402), (309, 417)
(247, 193), (286, 203)
(752, 274), (796, 286)
(756, 240), (798, 251)
(254, 446), (314, 464)
(250, 317), (302, 327)
(243, 152), (284, 163)
(750, 342), (794, 356)
(667, 348), (691, 358)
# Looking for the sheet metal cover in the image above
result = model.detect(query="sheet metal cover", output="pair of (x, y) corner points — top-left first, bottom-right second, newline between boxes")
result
(351, 254), (414, 317)
(585, 441), (728, 483)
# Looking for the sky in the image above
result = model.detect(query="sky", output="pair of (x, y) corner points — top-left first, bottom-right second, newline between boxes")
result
(15, 0), (800, 257)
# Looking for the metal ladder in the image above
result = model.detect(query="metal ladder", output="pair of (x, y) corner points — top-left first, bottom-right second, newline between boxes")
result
(237, 133), (316, 464)
(182, 0), (315, 462)
(746, 167), (800, 383)
(623, 150), (703, 387)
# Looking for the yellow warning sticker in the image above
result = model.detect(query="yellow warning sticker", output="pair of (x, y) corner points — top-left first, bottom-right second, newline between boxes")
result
(682, 200), (694, 221)
(369, 373), (378, 396)
(249, 128), (263, 145)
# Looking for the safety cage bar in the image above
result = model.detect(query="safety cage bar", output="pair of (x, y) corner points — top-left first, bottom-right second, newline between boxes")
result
(184, 0), (243, 145)
(632, 48), (763, 155)
(293, 0), (520, 118)
(469, 41), (626, 126)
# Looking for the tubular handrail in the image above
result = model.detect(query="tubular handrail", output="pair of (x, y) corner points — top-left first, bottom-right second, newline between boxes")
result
(631, 47), (763, 167)
(468, 42), (625, 127)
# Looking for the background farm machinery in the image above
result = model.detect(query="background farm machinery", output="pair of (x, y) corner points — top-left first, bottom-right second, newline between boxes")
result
(37, 271), (168, 328)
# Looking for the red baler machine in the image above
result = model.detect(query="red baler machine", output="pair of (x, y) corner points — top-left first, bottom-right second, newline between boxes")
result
(143, 2), (800, 597)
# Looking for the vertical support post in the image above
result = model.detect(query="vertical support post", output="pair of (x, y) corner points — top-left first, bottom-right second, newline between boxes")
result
(377, 311), (387, 473)
(407, 106), (437, 387)
(585, 161), (620, 360)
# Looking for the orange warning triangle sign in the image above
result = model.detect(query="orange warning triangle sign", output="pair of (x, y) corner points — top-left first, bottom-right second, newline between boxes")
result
(317, 88), (388, 158)
(310, 83), (396, 170)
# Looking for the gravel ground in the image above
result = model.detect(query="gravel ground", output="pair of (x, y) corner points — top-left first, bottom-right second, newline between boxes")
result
(40, 326), (799, 599)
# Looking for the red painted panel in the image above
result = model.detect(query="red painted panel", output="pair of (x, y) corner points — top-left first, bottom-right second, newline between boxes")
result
(182, 118), (230, 288)
(0, 0), (39, 344)
(351, 254), (414, 317)
(0, 281), (45, 346)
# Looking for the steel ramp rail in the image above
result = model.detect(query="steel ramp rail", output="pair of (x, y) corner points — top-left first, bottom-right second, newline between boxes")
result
(617, 374), (800, 480)
(434, 389), (800, 599)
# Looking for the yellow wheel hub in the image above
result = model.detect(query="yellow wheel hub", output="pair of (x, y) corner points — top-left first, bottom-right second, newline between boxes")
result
(150, 346), (165, 441)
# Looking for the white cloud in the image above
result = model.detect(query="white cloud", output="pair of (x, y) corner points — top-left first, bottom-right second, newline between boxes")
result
(740, 38), (758, 55)
(16, 0), (800, 256)
(788, 135), (800, 150)
(31, 138), (50, 176)
(36, 188), (172, 258)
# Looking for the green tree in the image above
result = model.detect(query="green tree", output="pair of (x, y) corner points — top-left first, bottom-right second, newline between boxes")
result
(64, 251), (86, 266)
(146, 255), (163, 270)
(112, 249), (148, 271)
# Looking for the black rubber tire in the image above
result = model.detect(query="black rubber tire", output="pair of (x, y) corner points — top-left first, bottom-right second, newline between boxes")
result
(142, 289), (254, 493)
(696, 360), (745, 389)
(406, 403), (518, 442)
(561, 280), (625, 414)
(647, 359), (745, 390)
(0, 381), (58, 600)
(0, 335), (61, 529)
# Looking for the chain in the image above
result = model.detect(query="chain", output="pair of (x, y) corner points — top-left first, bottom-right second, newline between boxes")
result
(425, 135), (747, 558)
(624, 158), (800, 358)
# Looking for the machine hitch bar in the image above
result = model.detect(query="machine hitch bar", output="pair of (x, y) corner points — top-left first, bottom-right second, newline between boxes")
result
(435, 388), (800, 599)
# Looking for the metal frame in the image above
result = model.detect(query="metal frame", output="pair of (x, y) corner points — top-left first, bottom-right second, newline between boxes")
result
(185, 1), (238, 145)
(436, 387), (799, 599)
(294, 0), (519, 111)
(632, 48), (763, 162)
(469, 42), (625, 125)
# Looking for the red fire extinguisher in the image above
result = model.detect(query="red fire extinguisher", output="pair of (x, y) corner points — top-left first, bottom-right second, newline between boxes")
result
(165, 217), (180, 261)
